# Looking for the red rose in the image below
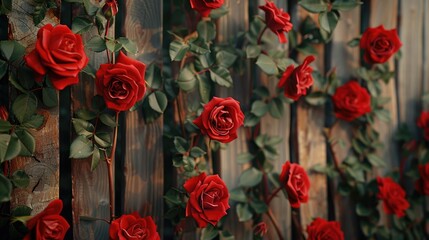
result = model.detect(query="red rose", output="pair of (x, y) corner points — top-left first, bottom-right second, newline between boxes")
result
(259, 0), (293, 43)
(360, 25), (402, 64)
(332, 81), (371, 121)
(189, 0), (224, 18)
(415, 163), (429, 195)
(0, 106), (8, 121)
(109, 213), (160, 240)
(277, 55), (315, 101)
(102, 0), (118, 19)
(193, 97), (244, 143)
(307, 218), (344, 240)
(95, 51), (147, 112)
(183, 172), (230, 228)
(377, 177), (409, 218)
(23, 199), (70, 240)
(279, 161), (310, 208)
(417, 111), (429, 141)
(24, 24), (88, 90)
(253, 221), (268, 237)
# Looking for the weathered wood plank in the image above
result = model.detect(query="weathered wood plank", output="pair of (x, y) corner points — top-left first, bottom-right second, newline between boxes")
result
(8, 0), (60, 215)
(121, 0), (164, 236)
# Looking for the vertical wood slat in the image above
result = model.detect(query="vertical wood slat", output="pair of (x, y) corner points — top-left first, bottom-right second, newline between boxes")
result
(8, 0), (60, 215)
(329, 7), (361, 239)
(121, 0), (164, 234)
(217, 0), (253, 239)
(295, 9), (328, 230)
(71, 11), (112, 239)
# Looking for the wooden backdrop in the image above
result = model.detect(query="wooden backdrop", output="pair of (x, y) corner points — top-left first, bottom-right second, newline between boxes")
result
(2, 0), (428, 239)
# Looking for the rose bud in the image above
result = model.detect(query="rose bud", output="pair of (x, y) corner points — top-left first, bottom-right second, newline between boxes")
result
(103, 0), (119, 19)
(253, 222), (268, 237)
(360, 25), (402, 64)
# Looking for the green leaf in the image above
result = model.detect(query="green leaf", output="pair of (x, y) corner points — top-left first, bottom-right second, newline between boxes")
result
(246, 45), (261, 59)
(0, 59), (7, 79)
(148, 91), (168, 113)
(197, 20), (216, 41)
(11, 170), (30, 188)
(268, 97), (284, 119)
(237, 153), (254, 164)
(83, 0), (98, 16)
(173, 136), (189, 154)
(0, 120), (12, 133)
(249, 200), (268, 214)
(244, 113), (260, 127)
(0, 41), (25, 62)
(319, 11), (339, 34)
(236, 203), (252, 222)
(367, 153), (386, 167)
(15, 129), (35, 156)
(253, 86), (270, 98)
(374, 109), (390, 122)
(356, 202), (372, 217)
(251, 100), (268, 117)
(82, 63), (96, 78)
(189, 40), (210, 55)
(11, 205), (32, 216)
(145, 64), (163, 90)
(5, 134), (21, 161)
(100, 113), (117, 127)
(209, 5), (229, 19)
(239, 167), (263, 187)
(69, 136), (93, 159)
(216, 50), (237, 68)
(117, 37), (138, 54)
(169, 40), (189, 61)
(201, 224), (219, 240)
(347, 37), (361, 47)
(0, 0), (12, 14)
(209, 66), (233, 87)
(72, 17), (93, 34)
(190, 147), (206, 158)
(106, 40), (122, 52)
(94, 133), (111, 148)
(256, 54), (278, 75)
(91, 145), (101, 171)
(72, 118), (94, 137)
(42, 87), (58, 108)
(21, 114), (44, 129)
(305, 92), (327, 106)
(33, 1), (47, 25)
(332, 0), (362, 10)
(198, 75), (211, 104)
(299, 0), (329, 13)
(177, 65), (197, 91)
(0, 173), (12, 202)
(76, 109), (97, 121)
(12, 94), (37, 124)
(229, 188), (247, 202)
(85, 35), (107, 52)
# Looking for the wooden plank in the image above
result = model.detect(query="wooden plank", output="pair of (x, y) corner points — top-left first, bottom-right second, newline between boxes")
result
(70, 16), (112, 240)
(8, 0), (60, 215)
(329, 6), (361, 239)
(121, 0), (164, 235)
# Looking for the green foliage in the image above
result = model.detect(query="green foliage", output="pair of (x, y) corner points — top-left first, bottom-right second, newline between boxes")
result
(0, 173), (12, 202)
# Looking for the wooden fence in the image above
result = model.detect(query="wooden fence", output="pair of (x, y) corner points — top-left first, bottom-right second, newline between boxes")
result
(1, 0), (429, 239)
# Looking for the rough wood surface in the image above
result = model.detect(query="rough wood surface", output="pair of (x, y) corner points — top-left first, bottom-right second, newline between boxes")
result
(8, 0), (60, 215)
(71, 20), (112, 240)
(121, 0), (164, 235)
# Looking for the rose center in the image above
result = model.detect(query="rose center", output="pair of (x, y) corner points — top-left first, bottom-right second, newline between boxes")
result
(123, 223), (148, 239)
(108, 79), (130, 100)
(293, 173), (304, 191)
(201, 189), (221, 209)
(42, 220), (64, 239)
(59, 37), (76, 52)
(372, 37), (392, 53)
(210, 106), (234, 135)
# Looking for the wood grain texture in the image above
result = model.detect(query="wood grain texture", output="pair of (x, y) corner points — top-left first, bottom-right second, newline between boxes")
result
(8, 0), (60, 215)
(71, 28), (111, 240)
(216, 0), (253, 239)
(295, 9), (328, 229)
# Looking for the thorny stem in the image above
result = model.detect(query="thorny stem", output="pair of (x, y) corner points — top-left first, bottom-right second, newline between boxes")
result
(206, 138), (213, 174)
(105, 19), (111, 64)
(323, 120), (347, 183)
(106, 111), (120, 222)
(266, 186), (283, 205)
(266, 208), (285, 240)
(291, 211), (305, 240)
(257, 26), (268, 45)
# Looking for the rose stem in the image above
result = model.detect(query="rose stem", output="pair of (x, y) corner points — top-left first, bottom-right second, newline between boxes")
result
(323, 120), (347, 183)
(206, 138), (213, 174)
(105, 19), (111, 64)
(257, 26), (268, 45)
(175, 94), (186, 138)
(291, 210), (305, 240)
(266, 208), (285, 240)
(106, 111), (120, 222)
(265, 186), (283, 205)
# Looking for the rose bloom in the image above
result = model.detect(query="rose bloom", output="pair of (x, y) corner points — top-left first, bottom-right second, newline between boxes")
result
(360, 25), (402, 64)
(415, 163), (429, 195)
(0, 106), (8, 121)
(109, 213), (160, 240)
(183, 172), (230, 228)
(277, 55), (315, 101)
(190, 0), (224, 18)
(307, 218), (344, 240)
(96, 51), (146, 112)
(377, 177), (409, 218)
(259, 0), (293, 43)
(23, 199), (70, 240)
(193, 96), (244, 143)
(279, 161), (310, 208)
(24, 24), (88, 90)
(417, 111), (429, 141)
(332, 81), (371, 122)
